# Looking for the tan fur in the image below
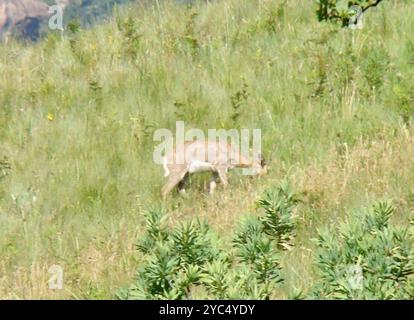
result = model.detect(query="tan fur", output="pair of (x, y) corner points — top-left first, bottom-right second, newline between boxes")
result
(161, 139), (266, 199)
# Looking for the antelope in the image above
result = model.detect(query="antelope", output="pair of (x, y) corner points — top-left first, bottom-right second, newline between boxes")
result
(161, 139), (267, 199)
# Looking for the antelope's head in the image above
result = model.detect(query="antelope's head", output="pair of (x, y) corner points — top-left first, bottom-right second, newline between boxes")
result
(254, 153), (268, 176)
(242, 153), (267, 177)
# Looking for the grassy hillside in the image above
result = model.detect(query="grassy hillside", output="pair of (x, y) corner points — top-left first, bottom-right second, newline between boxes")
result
(59, 0), (136, 27)
(0, 0), (413, 299)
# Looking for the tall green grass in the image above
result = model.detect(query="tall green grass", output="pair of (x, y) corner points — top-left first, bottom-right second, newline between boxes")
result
(0, 0), (413, 299)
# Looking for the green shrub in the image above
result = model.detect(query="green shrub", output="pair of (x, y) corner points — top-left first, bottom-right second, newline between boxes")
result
(230, 80), (249, 125)
(312, 202), (414, 299)
(117, 183), (298, 299)
(118, 16), (142, 60)
(316, 0), (385, 26)
(258, 181), (299, 250)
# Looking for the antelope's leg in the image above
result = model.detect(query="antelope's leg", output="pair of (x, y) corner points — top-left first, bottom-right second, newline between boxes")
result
(216, 167), (229, 187)
(209, 172), (219, 194)
(178, 172), (190, 194)
(162, 170), (188, 199)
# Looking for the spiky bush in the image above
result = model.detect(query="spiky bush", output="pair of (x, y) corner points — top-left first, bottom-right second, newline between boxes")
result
(117, 183), (298, 300)
(257, 181), (299, 250)
(312, 202), (414, 299)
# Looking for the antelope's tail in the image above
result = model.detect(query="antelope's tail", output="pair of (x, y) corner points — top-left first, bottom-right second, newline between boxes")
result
(162, 156), (170, 177)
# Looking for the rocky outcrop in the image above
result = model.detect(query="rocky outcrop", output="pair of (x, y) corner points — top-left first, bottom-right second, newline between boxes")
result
(0, 0), (69, 41)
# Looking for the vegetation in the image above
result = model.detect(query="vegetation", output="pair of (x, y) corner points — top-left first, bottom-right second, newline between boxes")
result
(118, 182), (297, 299)
(61, 0), (136, 28)
(312, 202), (414, 299)
(119, 194), (414, 300)
(317, 0), (385, 26)
(0, 0), (413, 299)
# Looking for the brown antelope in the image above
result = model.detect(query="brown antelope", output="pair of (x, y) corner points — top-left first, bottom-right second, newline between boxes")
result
(161, 139), (267, 199)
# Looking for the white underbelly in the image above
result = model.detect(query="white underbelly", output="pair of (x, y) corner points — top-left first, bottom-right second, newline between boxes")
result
(188, 160), (215, 173)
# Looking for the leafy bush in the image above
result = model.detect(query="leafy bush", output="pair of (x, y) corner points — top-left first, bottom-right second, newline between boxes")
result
(258, 182), (299, 250)
(182, 5), (200, 57)
(117, 183), (298, 299)
(118, 16), (142, 60)
(312, 202), (414, 299)
(230, 80), (249, 125)
(391, 69), (414, 124)
(316, 0), (385, 26)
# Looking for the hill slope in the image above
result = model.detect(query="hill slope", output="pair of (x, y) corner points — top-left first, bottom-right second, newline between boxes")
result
(0, 0), (133, 41)
(0, 0), (413, 299)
